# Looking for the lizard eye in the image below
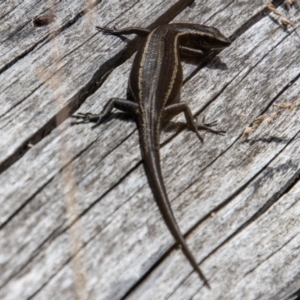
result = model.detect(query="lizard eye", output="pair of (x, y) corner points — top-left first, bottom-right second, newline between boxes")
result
(206, 37), (214, 43)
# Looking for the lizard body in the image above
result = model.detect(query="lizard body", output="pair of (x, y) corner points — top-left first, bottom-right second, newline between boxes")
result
(74, 23), (231, 287)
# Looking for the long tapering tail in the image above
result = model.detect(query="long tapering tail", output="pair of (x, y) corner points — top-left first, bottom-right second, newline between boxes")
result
(138, 123), (210, 288)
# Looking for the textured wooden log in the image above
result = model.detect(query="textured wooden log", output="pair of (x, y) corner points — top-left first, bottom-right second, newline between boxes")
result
(1, 0), (300, 299)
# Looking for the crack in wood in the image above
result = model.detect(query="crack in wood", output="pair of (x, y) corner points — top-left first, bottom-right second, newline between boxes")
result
(243, 232), (300, 277)
(0, 0), (194, 175)
(196, 130), (300, 265)
(124, 114), (300, 299)
(183, 30), (300, 182)
(0, 176), (54, 231)
(287, 288), (300, 300)
(0, 0), (26, 22)
(0, 0), (103, 75)
(0, 160), (143, 294)
(1, 1), (299, 298)
(0, 0), (287, 178)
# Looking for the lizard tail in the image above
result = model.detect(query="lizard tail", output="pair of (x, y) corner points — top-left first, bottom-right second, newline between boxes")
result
(138, 125), (210, 288)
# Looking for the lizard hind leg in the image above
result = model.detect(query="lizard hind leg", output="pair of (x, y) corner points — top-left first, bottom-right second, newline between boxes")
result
(72, 98), (138, 128)
(163, 103), (225, 142)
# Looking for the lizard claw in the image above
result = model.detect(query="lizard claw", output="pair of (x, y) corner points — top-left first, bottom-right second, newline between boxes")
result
(96, 26), (117, 35)
(200, 116), (218, 127)
(196, 116), (226, 135)
(71, 112), (104, 127)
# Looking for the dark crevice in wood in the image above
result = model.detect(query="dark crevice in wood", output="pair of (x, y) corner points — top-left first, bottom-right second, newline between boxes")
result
(0, 53), (122, 175)
(257, 72), (300, 117)
(0, 35), (48, 75)
(123, 76), (300, 297)
(284, 176), (300, 210)
(1, 160), (143, 292)
(0, 223), (63, 291)
(0, 123), (48, 175)
(0, 124), (136, 230)
(170, 143), (300, 298)
(120, 243), (191, 300)
(74, 128), (137, 184)
(172, 28), (297, 205)
(243, 233), (300, 277)
(0, 176), (55, 231)
(203, 1), (235, 25)
(230, 0), (285, 41)
(27, 256), (74, 300)
(0, 79), (47, 121)
(184, 0), (285, 84)
(0, 0), (194, 174)
(0, 0), (102, 75)
(287, 288), (300, 300)
(0, 0), (25, 22)
(196, 131), (300, 265)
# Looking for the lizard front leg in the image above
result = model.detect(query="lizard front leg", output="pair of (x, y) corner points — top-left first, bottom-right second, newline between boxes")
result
(72, 98), (138, 128)
(163, 103), (225, 142)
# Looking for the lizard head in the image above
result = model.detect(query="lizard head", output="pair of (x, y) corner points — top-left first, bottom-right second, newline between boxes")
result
(198, 25), (231, 50)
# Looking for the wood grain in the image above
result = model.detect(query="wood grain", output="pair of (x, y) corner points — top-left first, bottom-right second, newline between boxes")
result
(1, 0), (300, 299)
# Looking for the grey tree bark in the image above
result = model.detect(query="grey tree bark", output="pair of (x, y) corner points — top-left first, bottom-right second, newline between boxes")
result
(0, 1), (300, 299)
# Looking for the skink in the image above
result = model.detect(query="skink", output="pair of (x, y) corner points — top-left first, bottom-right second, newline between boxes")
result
(74, 23), (231, 287)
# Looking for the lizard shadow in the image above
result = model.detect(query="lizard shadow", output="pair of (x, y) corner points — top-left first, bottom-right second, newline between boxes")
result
(72, 112), (192, 136)
(182, 52), (228, 70)
(182, 54), (229, 84)
(102, 113), (197, 135)
(98, 113), (190, 134)
(245, 136), (290, 145)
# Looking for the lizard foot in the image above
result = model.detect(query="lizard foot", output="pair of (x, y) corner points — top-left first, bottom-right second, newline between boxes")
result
(196, 116), (226, 135)
(96, 26), (118, 35)
(71, 112), (104, 127)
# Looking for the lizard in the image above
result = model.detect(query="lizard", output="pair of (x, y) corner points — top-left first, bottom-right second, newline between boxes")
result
(73, 23), (231, 287)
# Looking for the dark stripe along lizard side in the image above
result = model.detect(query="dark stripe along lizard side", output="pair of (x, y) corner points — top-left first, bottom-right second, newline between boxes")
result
(74, 23), (231, 287)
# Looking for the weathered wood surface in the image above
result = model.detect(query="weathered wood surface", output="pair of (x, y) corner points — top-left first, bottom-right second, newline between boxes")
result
(1, 0), (300, 299)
